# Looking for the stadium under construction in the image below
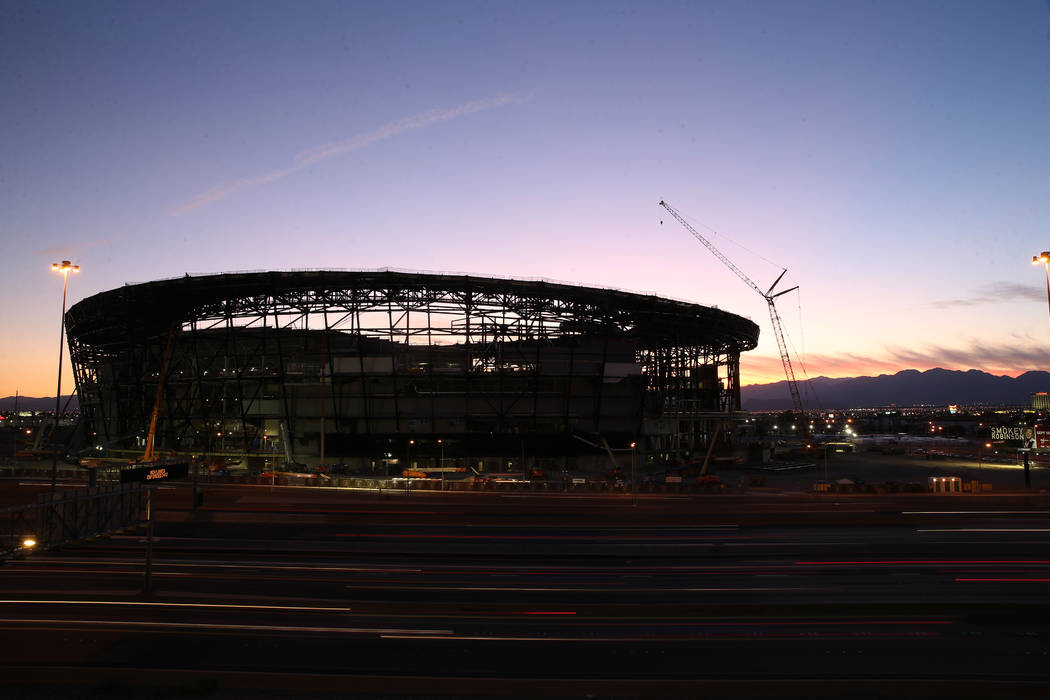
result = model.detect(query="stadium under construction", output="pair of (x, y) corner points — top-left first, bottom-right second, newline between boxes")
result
(65, 270), (759, 474)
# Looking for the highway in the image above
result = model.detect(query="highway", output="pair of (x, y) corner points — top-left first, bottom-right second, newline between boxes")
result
(1, 484), (1048, 698)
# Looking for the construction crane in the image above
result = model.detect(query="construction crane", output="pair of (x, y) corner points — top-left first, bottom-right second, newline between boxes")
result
(659, 200), (804, 414)
(141, 323), (176, 463)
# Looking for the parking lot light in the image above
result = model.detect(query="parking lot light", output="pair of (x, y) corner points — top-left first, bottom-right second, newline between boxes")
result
(50, 260), (79, 493)
(1034, 251), (1050, 334)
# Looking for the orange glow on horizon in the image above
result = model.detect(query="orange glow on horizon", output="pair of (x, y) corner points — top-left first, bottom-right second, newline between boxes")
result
(739, 354), (1041, 386)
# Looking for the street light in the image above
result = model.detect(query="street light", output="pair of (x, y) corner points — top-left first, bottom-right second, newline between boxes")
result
(823, 443), (831, 486)
(629, 441), (637, 507)
(437, 439), (445, 491)
(406, 439), (415, 493)
(1033, 251), (1050, 334)
(978, 441), (991, 483)
(50, 260), (79, 492)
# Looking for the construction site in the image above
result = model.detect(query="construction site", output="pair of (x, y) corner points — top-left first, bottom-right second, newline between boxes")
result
(63, 267), (760, 479)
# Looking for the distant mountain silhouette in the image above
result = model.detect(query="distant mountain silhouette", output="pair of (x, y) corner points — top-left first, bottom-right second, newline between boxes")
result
(6, 370), (1050, 413)
(0, 395), (78, 412)
(741, 368), (1050, 410)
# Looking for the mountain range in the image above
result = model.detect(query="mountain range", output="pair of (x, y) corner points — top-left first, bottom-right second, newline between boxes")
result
(0, 395), (78, 412)
(3, 368), (1049, 413)
(742, 368), (1050, 410)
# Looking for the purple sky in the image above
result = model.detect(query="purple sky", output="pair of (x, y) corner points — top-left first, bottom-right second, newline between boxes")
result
(2, 0), (1049, 397)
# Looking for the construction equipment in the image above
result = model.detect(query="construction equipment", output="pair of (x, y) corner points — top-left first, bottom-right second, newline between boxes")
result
(659, 200), (804, 414)
(141, 324), (176, 463)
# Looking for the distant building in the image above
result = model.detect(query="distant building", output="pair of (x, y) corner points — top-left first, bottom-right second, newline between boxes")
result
(1033, 392), (1050, 411)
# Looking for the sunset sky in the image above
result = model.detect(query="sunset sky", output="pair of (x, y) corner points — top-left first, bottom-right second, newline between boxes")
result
(2, 0), (1048, 398)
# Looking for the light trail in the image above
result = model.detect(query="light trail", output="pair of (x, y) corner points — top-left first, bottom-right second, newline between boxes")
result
(519, 611), (577, 615)
(955, 578), (1050, 582)
(380, 631), (942, 641)
(0, 619), (451, 635)
(162, 563), (424, 573)
(334, 533), (766, 540)
(917, 529), (1050, 533)
(744, 509), (877, 514)
(346, 585), (824, 592)
(795, 560), (1050, 565)
(903, 511), (1050, 515)
(0, 600), (350, 612)
(12, 558), (423, 574)
(2, 568), (192, 576)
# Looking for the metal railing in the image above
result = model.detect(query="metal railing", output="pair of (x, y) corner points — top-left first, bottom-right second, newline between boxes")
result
(1, 483), (150, 558)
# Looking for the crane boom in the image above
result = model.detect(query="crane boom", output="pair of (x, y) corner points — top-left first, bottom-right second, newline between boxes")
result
(660, 200), (766, 299)
(659, 200), (804, 413)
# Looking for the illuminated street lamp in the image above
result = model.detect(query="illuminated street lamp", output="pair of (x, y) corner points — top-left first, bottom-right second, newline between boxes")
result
(1033, 251), (1050, 333)
(437, 439), (445, 491)
(405, 439), (415, 493)
(50, 260), (79, 492)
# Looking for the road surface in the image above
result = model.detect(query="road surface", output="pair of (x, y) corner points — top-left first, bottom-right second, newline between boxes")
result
(0, 484), (1047, 698)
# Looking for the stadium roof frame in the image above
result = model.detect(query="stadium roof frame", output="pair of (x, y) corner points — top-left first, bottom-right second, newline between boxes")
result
(67, 269), (759, 352)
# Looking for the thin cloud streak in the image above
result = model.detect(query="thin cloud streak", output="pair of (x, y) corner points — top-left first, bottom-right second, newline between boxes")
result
(929, 281), (1044, 308)
(169, 92), (531, 216)
(34, 236), (122, 258)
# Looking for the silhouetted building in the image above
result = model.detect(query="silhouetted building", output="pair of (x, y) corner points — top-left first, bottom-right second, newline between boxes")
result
(65, 270), (758, 470)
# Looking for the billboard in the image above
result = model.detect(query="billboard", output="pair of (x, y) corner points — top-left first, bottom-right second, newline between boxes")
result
(990, 426), (1026, 441)
(988, 425), (1049, 451)
(120, 462), (190, 483)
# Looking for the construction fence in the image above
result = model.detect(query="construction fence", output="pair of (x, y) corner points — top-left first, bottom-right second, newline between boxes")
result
(0, 483), (150, 559)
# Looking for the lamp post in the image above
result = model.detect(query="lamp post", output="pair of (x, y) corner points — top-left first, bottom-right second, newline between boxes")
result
(50, 260), (79, 493)
(406, 439), (414, 493)
(1034, 251), (1050, 334)
(438, 439), (445, 491)
(271, 436), (278, 488)
(978, 441), (991, 484)
(824, 443), (830, 486)
(629, 441), (637, 507)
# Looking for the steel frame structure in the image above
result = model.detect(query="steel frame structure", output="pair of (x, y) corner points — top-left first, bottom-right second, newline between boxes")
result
(66, 271), (758, 468)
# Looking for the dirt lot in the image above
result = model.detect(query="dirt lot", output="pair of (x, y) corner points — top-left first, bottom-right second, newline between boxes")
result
(722, 450), (1050, 493)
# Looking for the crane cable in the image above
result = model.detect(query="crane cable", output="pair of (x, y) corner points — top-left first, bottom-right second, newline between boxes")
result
(785, 289), (821, 412)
